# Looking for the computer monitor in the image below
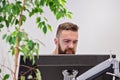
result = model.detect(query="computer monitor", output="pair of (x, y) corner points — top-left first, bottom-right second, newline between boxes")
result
(18, 55), (114, 80)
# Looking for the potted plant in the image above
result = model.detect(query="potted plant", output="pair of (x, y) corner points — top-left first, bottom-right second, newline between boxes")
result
(0, 0), (72, 80)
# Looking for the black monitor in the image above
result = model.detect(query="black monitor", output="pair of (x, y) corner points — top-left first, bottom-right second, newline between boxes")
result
(18, 54), (114, 80)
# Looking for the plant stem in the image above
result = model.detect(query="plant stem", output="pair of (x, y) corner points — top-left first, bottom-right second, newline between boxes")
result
(14, 0), (25, 80)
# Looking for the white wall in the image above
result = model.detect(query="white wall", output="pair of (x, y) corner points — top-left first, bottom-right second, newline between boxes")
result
(70, 0), (120, 60)
(0, 0), (120, 75)
(25, 0), (120, 59)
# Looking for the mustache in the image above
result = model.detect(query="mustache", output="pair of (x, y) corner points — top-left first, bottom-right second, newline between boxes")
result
(66, 48), (74, 51)
(65, 48), (74, 53)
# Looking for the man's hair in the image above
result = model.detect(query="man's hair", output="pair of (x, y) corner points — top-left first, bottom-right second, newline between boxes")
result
(56, 22), (79, 37)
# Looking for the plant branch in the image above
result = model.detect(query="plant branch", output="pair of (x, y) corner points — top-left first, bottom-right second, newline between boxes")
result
(14, 0), (25, 80)
(0, 64), (14, 74)
(19, 65), (36, 76)
(0, 75), (3, 80)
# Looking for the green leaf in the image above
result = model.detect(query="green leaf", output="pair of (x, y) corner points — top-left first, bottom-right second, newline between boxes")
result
(6, 36), (10, 43)
(10, 46), (15, 55)
(3, 74), (10, 80)
(35, 0), (40, 7)
(5, 4), (13, 14)
(16, 1), (22, 5)
(44, 17), (48, 21)
(27, 75), (33, 79)
(8, 15), (12, 22)
(20, 75), (25, 80)
(56, 12), (62, 20)
(0, 16), (3, 22)
(8, 36), (14, 45)
(2, 34), (7, 40)
(48, 1), (53, 7)
(29, 10), (34, 17)
(27, 40), (35, 50)
(0, 69), (1, 73)
(0, 24), (4, 28)
(40, 0), (45, 6)
(38, 22), (43, 29)
(62, 0), (66, 6)
(47, 24), (52, 32)
(12, 5), (20, 15)
(22, 15), (26, 23)
(36, 69), (42, 80)
(10, 37), (16, 45)
(23, 55), (27, 63)
(0, 6), (3, 12)
(32, 57), (35, 65)
(2, 0), (6, 7)
(38, 8), (43, 14)
(5, 20), (9, 27)
(67, 12), (72, 19)
(21, 45), (28, 55)
(36, 17), (41, 23)
(17, 32), (23, 41)
(43, 25), (47, 34)
(15, 19), (19, 25)
(12, 30), (17, 36)
(34, 7), (38, 13)
(11, 17), (16, 25)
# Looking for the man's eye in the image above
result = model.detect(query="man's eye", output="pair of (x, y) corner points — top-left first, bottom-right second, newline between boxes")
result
(64, 41), (69, 43)
(64, 40), (70, 43)
(73, 41), (78, 44)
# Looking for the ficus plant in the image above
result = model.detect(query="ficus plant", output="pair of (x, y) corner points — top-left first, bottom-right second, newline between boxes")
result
(0, 0), (72, 80)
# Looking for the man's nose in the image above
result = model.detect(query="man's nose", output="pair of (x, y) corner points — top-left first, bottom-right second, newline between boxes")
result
(68, 42), (74, 48)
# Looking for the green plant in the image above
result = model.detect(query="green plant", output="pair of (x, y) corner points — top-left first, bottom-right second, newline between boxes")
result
(0, 0), (72, 80)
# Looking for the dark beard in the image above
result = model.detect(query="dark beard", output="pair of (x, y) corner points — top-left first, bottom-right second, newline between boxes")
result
(58, 44), (75, 54)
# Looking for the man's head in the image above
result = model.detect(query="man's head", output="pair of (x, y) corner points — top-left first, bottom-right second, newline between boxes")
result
(54, 22), (79, 54)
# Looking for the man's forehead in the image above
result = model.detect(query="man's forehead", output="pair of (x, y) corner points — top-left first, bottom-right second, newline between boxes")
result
(58, 30), (78, 41)
(60, 30), (78, 37)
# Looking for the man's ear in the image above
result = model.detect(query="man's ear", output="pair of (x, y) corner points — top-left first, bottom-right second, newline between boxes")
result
(54, 38), (58, 45)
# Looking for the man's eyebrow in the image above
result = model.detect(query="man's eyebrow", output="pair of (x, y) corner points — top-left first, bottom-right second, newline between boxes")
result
(63, 39), (71, 41)
(75, 40), (78, 41)
(63, 39), (78, 41)
(73, 40), (78, 42)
